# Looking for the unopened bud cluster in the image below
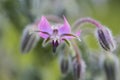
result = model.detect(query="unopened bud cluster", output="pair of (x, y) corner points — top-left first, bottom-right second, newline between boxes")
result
(58, 45), (86, 80)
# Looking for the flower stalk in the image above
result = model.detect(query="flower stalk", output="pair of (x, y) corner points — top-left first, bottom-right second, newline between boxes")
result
(73, 17), (116, 52)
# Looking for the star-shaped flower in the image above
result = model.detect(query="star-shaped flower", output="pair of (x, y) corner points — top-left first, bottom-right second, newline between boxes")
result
(37, 16), (80, 53)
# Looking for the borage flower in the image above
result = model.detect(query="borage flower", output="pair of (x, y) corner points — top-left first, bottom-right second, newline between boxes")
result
(37, 16), (80, 53)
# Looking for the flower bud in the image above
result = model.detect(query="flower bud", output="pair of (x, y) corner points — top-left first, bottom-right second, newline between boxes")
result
(58, 49), (71, 76)
(20, 24), (40, 53)
(103, 54), (119, 80)
(72, 58), (86, 80)
(60, 58), (69, 75)
(96, 27), (116, 52)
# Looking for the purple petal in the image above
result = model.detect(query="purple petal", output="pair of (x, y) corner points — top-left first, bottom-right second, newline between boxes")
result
(59, 16), (71, 35)
(75, 31), (81, 37)
(38, 16), (52, 39)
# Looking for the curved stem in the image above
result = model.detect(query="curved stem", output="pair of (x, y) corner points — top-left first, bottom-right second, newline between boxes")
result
(71, 40), (81, 62)
(72, 17), (103, 31)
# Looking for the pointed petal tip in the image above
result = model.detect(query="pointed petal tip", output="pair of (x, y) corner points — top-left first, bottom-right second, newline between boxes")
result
(59, 16), (71, 35)
(63, 15), (66, 20)
(76, 31), (81, 36)
(63, 16), (69, 26)
(38, 16), (52, 39)
(75, 31), (81, 41)
(40, 16), (48, 23)
(41, 15), (46, 19)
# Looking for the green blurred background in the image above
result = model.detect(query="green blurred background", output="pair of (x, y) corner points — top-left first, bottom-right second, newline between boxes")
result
(0, 0), (120, 80)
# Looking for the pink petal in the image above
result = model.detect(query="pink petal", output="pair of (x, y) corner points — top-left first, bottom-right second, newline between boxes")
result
(38, 16), (52, 39)
(75, 31), (81, 37)
(59, 16), (71, 35)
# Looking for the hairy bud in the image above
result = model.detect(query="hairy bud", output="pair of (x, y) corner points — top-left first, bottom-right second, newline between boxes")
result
(103, 54), (119, 80)
(96, 27), (116, 52)
(72, 59), (86, 80)
(58, 50), (71, 76)
(60, 58), (70, 75)
(20, 24), (40, 53)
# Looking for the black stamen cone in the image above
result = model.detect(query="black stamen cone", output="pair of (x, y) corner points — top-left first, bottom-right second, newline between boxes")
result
(53, 46), (57, 53)
(52, 40), (59, 53)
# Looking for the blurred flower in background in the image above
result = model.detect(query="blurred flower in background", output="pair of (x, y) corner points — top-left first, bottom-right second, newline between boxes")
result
(0, 0), (120, 80)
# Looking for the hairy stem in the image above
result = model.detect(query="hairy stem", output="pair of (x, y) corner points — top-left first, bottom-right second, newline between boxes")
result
(72, 17), (103, 31)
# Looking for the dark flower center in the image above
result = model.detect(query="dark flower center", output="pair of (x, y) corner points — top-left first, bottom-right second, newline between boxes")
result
(52, 40), (59, 53)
